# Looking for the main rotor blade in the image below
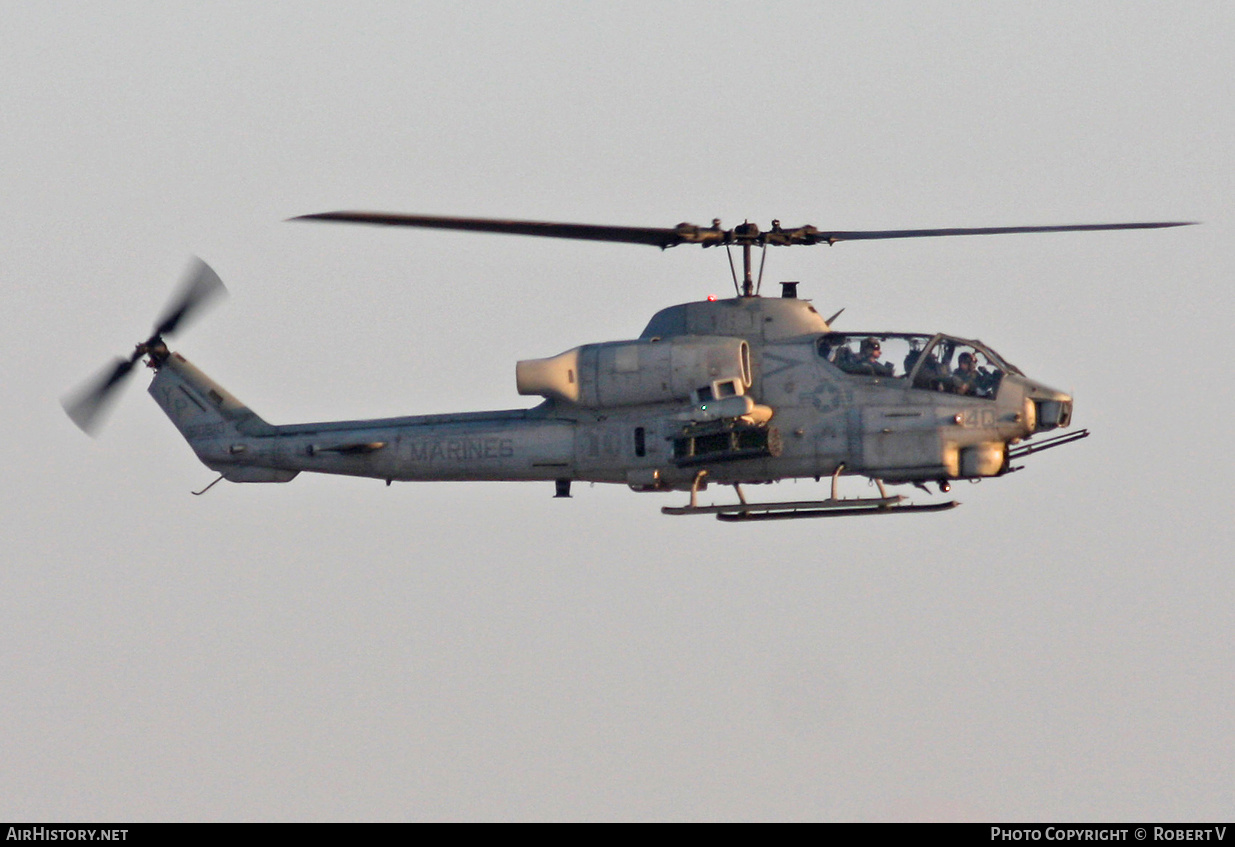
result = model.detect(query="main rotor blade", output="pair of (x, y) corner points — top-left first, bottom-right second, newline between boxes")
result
(62, 355), (140, 435)
(294, 211), (1196, 249)
(292, 211), (697, 248)
(808, 221), (1195, 244)
(153, 257), (227, 338)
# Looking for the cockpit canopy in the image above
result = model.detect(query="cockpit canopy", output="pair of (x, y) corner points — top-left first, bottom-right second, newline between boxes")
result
(818, 332), (1020, 399)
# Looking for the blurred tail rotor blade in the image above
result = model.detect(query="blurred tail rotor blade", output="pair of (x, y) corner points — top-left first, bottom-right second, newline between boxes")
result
(153, 257), (227, 338)
(64, 257), (228, 437)
(62, 355), (140, 435)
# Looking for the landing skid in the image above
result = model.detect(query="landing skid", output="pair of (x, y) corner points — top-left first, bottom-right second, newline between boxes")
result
(661, 468), (959, 521)
(713, 500), (959, 521)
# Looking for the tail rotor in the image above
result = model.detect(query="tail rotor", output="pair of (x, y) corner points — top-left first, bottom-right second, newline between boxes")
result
(62, 258), (227, 435)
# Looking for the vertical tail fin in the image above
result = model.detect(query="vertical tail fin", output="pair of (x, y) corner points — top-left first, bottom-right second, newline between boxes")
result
(149, 352), (296, 482)
(149, 352), (273, 439)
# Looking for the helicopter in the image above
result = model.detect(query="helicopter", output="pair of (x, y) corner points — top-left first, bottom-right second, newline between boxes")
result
(63, 213), (1191, 521)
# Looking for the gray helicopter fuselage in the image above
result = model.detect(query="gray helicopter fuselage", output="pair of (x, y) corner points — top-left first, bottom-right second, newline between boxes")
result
(149, 295), (1072, 492)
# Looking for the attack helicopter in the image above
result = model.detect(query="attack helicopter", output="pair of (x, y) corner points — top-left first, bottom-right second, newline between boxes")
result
(64, 213), (1191, 520)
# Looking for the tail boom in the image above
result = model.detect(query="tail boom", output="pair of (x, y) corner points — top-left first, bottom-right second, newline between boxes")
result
(149, 351), (576, 485)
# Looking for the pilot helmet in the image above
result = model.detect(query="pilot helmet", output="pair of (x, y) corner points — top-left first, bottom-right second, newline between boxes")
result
(860, 337), (881, 356)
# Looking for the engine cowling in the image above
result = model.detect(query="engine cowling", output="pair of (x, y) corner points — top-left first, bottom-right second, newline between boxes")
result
(516, 336), (751, 408)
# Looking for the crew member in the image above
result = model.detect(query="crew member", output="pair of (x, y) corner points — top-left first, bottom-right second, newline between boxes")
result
(952, 351), (981, 395)
(856, 337), (894, 377)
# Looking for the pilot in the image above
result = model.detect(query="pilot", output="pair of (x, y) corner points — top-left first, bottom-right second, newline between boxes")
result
(952, 352), (981, 395)
(856, 337), (894, 377)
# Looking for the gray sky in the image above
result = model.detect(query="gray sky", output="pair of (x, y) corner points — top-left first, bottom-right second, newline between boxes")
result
(2, 1), (1231, 821)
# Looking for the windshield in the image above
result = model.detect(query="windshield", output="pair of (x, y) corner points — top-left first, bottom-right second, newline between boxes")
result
(817, 333), (934, 380)
(909, 337), (1006, 398)
(818, 333), (1018, 399)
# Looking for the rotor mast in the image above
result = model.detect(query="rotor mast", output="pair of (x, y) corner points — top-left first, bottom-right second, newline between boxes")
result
(733, 221), (758, 297)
